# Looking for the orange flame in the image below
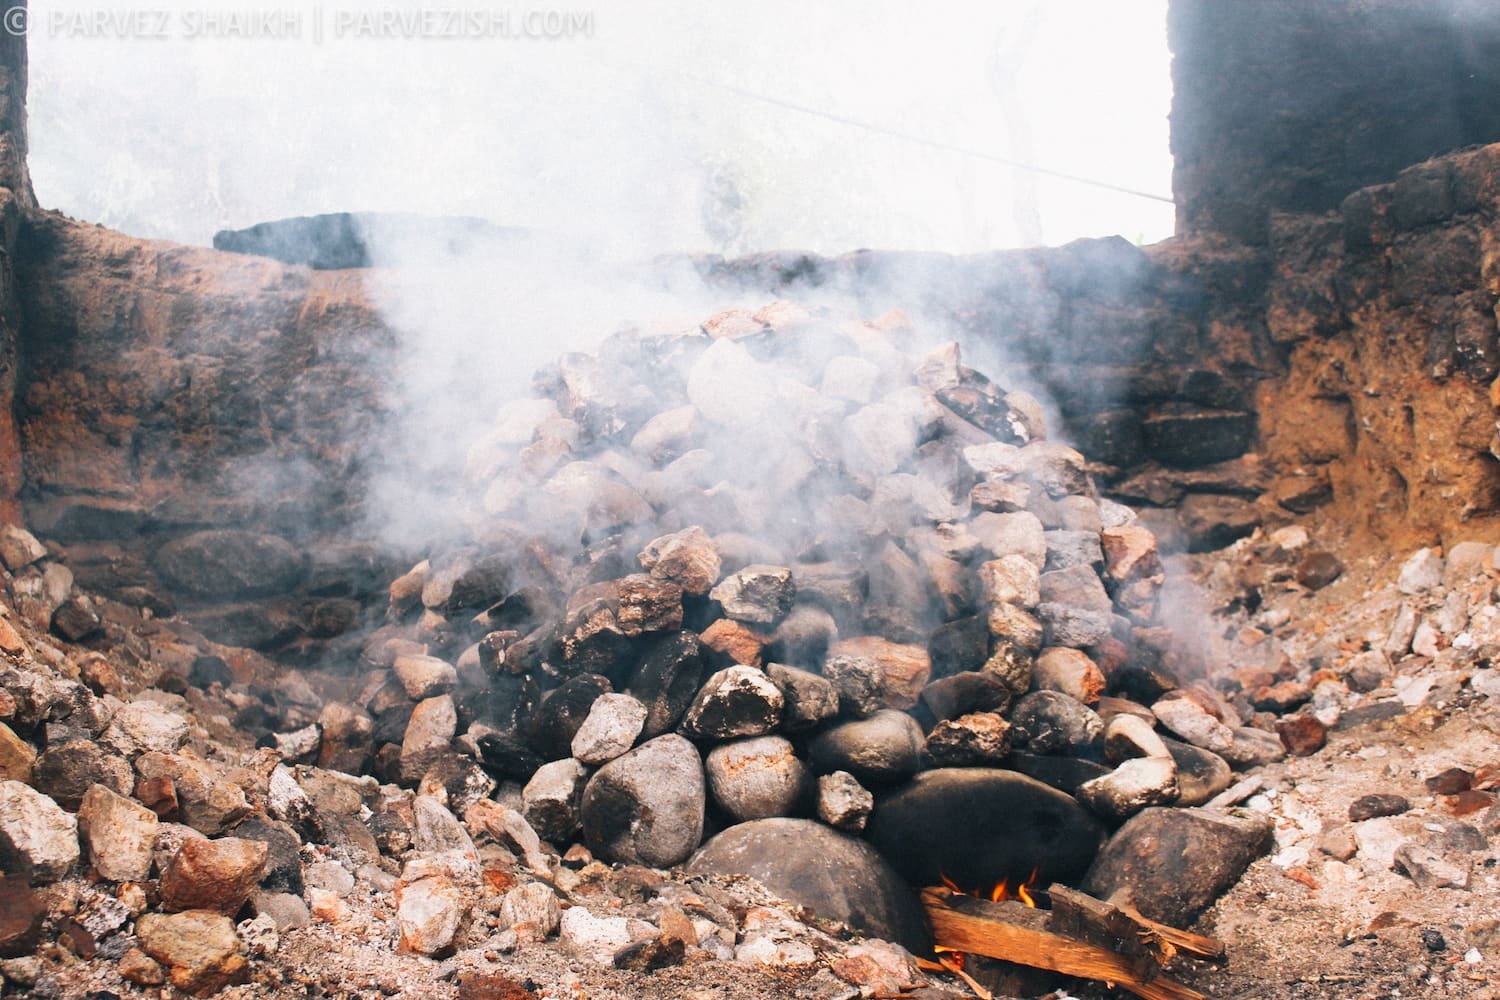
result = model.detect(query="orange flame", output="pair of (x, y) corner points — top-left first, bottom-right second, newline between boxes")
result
(938, 869), (1042, 908)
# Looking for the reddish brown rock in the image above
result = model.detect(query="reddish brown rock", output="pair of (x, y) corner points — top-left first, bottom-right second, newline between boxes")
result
(1100, 524), (1162, 583)
(638, 527), (721, 596)
(159, 836), (269, 914)
(826, 637), (931, 710)
(1275, 714), (1328, 756)
(700, 618), (771, 668)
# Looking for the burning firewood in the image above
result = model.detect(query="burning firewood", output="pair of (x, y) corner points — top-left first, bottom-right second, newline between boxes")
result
(920, 882), (1224, 1000)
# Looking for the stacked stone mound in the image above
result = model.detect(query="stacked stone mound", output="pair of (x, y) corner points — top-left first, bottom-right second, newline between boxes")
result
(344, 302), (1282, 888)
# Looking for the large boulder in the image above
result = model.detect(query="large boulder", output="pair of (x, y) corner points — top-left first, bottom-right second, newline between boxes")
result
(580, 734), (705, 867)
(1082, 806), (1275, 927)
(866, 768), (1104, 890)
(688, 818), (930, 953)
(153, 530), (305, 598)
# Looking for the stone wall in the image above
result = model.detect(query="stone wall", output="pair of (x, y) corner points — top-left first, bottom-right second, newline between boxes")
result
(1169, 0), (1500, 245)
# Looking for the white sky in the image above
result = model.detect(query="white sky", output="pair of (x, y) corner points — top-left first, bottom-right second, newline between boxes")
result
(25, 0), (1174, 255)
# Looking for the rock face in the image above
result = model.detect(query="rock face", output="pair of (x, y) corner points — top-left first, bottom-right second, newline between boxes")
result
(689, 818), (930, 953)
(580, 735), (705, 867)
(1083, 806), (1275, 927)
(867, 769), (1104, 890)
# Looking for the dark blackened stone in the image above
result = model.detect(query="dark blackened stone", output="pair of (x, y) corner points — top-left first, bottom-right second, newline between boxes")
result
(1178, 494), (1261, 552)
(524, 674), (611, 761)
(1162, 738), (1233, 807)
(189, 657), (234, 688)
(372, 704), (414, 748)
(1083, 807), (1274, 927)
(460, 674), (539, 733)
(481, 587), (560, 634)
(1073, 409), (1144, 469)
(1349, 793), (1411, 822)
(807, 710), (923, 787)
(52, 597), (104, 641)
(927, 616), (989, 680)
(764, 664), (840, 733)
(867, 769), (1104, 889)
(556, 600), (631, 678)
(231, 816), (304, 896)
(1109, 664), (1181, 704)
(920, 672), (1012, 722)
(476, 732), (546, 784)
(1140, 408), (1255, 469)
(1004, 751), (1112, 796)
(689, 818), (931, 954)
(768, 604), (838, 666)
(1295, 550), (1344, 591)
(153, 530), (306, 599)
(33, 742), (133, 811)
(1009, 691), (1105, 758)
(626, 632), (705, 738)
(581, 735), (705, 867)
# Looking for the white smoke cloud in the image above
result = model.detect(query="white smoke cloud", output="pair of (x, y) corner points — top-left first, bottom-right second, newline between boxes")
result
(26, 0), (1173, 254)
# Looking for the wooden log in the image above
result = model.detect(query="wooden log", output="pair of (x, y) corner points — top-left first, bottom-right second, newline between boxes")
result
(921, 888), (1207, 1000)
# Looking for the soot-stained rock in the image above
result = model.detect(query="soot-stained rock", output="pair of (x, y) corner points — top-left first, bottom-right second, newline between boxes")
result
(927, 615), (991, 679)
(764, 663), (840, 732)
(920, 671), (1012, 721)
(580, 734), (705, 867)
(817, 771), (874, 832)
(867, 769), (1104, 889)
(1162, 738), (1233, 807)
(153, 530), (305, 598)
(709, 565), (796, 625)
(1004, 751), (1112, 796)
(688, 818), (930, 954)
(524, 674), (612, 762)
(1010, 690), (1105, 757)
(625, 631), (705, 738)
(807, 710), (924, 786)
(1082, 806), (1274, 927)
(923, 712), (1012, 766)
(826, 637), (931, 711)
(678, 665), (783, 740)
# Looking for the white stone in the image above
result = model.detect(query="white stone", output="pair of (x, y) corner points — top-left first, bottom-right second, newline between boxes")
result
(0, 780), (79, 882)
(570, 694), (648, 765)
(558, 906), (634, 964)
(100, 701), (190, 757)
(1397, 548), (1444, 595)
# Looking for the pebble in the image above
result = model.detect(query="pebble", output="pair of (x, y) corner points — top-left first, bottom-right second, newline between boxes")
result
(817, 771), (874, 832)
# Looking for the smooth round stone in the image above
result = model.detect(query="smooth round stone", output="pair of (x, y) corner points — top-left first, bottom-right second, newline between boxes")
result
(1162, 738), (1233, 807)
(705, 736), (810, 822)
(807, 710), (923, 786)
(688, 817), (930, 953)
(580, 734), (705, 867)
(866, 768), (1104, 890)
